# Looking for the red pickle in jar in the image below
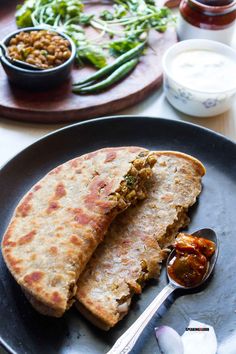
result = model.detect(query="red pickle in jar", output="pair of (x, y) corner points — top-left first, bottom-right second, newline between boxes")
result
(177, 0), (236, 44)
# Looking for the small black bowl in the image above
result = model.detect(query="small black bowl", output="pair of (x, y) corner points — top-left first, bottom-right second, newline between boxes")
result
(0, 27), (76, 90)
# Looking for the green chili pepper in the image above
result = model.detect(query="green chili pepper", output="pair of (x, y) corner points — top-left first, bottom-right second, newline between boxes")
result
(73, 58), (139, 94)
(72, 42), (144, 87)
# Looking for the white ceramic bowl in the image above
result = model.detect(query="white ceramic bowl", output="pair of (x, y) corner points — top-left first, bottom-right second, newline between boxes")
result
(162, 39), (236, 117)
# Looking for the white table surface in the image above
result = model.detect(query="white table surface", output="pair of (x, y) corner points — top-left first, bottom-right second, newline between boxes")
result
(0, 16), (236, 354)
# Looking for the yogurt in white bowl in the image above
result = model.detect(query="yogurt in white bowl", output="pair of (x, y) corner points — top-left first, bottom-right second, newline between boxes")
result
(162, 39), (236, 117)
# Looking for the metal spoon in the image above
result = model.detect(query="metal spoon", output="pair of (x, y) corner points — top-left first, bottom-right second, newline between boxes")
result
(0, 42), (43, 71)
(107, 228), (218, 354)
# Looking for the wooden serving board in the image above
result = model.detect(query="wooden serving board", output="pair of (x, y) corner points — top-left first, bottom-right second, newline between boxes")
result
(0, 0), (178, 123)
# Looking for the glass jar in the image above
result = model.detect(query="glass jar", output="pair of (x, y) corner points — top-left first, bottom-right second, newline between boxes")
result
(177, 0), (236, 44)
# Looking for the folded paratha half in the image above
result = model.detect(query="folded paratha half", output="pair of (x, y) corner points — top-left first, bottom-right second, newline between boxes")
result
(76, 151), (206, 329)
(1, 147), (156, 317)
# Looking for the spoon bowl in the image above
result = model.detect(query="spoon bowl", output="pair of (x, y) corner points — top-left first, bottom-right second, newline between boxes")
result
(167, 228), (218, 289)
(107, 228), (218, 354)
(0, 42), (43, 71)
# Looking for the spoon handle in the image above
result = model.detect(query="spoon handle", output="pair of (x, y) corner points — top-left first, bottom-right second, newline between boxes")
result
(107, 283), (176, 354)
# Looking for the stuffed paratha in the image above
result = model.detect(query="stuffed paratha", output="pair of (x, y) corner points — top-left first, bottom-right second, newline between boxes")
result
(1, 146), (156, 317)
(76, 151), (205, 329)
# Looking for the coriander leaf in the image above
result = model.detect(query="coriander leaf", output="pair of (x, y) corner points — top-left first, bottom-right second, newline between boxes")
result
(125, 175), (137, 188)
(114, 4), (127, 19)
(52, 0), (83, 19)
(109, 39), (141, 57)
(79, 13), (94, 25)
(15, 0), (36, 28)
(100, 10), (114, 21)
(52, 0), (68, 17)
(77, 45), (107, 68)
(65, 23), (84, 32)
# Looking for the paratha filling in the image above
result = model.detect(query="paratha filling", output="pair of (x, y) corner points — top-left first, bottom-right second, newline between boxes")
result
(67, 281), (77, 309)
(110, 152), (157, 211)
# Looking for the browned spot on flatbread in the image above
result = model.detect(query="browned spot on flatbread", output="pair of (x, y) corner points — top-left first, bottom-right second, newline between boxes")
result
(73, 208), (91, 225)
(33, 184), (42, 192)
(16, 192), (33, 217)
(55, 233), (62, 238)
(3, 240), (16, 247)
(89, 216), (113, 243)
(46, 183), (65, 213)
(55, 226), (64, 232)
(72, 209), (111, 241)
(4, 253), (22, 274)
(47, 201), (59, 214)
(105, 151), (117, 163)
(70, 235), (83, 246)
(49, 166), (62, 175)
(55, 183), (66, 198)
(49, 246), (58, 255)
(2, 227), (17, 247)
(84, 194), (98, 209)
(90, 178), (107, 193)
(35, 286), (42, 292)
(2, 229), (12, 247)
(102, 182), (115, 195)
(14, 267), (21, 274)
(85, 178), (114, 210)
(84, 178), (106, 208)
(70, 159), (78, 168)
(161, 194), (174, 203)
(30, 254), (37, 261)
(84, 151), (99, 160)
(85, 195), (114, 214)
(18, 230), (36, 245)
(51, 291), (63, 304)
(24, 271), (44, 285)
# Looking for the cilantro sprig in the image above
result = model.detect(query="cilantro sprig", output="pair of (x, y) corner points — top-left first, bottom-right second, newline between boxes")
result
(15, 0), (175, 69)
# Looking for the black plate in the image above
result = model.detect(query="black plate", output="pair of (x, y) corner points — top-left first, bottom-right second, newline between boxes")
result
(1, 116), (236, 354)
